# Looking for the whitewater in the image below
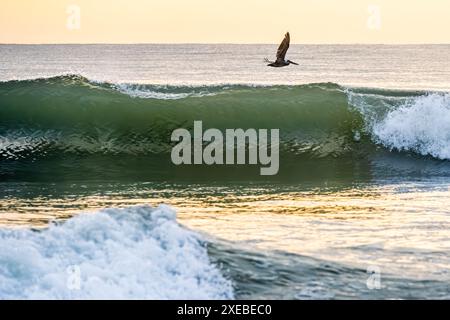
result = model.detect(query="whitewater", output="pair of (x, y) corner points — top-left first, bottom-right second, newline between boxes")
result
(0, 205), (233, 299)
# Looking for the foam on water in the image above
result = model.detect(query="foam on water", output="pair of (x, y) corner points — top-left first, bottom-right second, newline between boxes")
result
(113, 83), (215, 100)
(0, 205), (234, 299)
(372, 93), (450, 160)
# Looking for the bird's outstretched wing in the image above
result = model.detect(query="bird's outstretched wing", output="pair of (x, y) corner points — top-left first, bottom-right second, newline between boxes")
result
(276, 32), (290, 62)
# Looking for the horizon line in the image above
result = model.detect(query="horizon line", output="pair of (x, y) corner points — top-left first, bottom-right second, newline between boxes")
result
(1, 42), (450, 46)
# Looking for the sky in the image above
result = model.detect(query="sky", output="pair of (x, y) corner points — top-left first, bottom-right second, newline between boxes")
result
(1, 0), (450, 44)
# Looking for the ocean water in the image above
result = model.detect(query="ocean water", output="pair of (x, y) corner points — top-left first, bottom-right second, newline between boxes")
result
(1, 44), (450, 299)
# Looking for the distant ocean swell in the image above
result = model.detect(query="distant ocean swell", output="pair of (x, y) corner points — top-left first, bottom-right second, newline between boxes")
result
(0, 205), (234, 299)
(1, 75), (450, 170)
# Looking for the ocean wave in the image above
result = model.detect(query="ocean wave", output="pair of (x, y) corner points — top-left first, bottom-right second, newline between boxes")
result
(0, 75), (360, 159)
(0, 205), (233, 299)
(1, 75), (450, 162)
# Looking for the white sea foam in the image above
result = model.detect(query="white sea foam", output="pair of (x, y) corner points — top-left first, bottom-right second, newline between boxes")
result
(0, 205), (233, 299)
(114, 83), (216, 100)
(372, 93), (450, 160)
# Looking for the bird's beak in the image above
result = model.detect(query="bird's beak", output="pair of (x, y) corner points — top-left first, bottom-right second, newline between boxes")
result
(289, 60), (299, 65)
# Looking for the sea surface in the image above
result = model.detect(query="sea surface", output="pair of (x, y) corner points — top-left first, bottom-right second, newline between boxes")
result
(1, 44), (450, 299)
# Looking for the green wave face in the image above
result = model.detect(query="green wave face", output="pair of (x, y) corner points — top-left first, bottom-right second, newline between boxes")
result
(1, 75), (449, 182)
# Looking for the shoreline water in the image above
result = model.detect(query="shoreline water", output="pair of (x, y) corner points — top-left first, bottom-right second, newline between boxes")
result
(1, 180), (450, 299)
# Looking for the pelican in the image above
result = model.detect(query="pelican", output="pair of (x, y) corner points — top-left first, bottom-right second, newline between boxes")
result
(265, 32), (298, 67)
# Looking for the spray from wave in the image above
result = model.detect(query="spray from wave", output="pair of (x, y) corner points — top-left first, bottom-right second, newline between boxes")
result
(0, 205), (233, 299)
(371, 93), (450, 159)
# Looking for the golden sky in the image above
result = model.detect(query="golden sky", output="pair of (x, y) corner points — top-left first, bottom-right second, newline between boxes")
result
(1, 0), (449, 44)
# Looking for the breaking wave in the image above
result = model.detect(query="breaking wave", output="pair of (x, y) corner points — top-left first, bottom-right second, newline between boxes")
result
(371, 93), (450, 159)
(1, 75), (450, 180)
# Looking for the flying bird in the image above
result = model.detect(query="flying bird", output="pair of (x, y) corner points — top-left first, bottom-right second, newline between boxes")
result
(265, 32), (298, 67)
